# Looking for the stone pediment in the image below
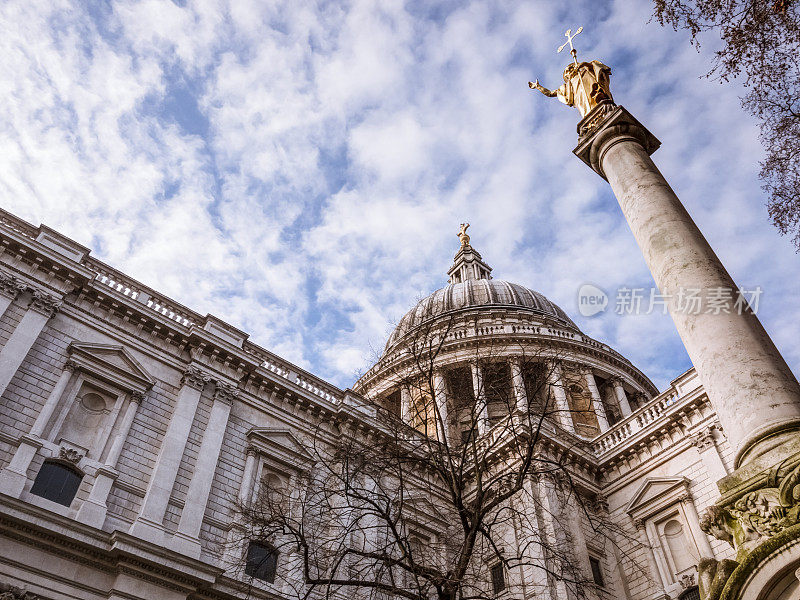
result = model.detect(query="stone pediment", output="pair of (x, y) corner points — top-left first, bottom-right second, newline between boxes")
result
(625, 476), (690, 517)
(247, 427), (314, 467)
(68, 342), (155, 393)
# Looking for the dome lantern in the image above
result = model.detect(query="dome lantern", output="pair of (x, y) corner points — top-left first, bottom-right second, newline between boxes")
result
(448, 223), (493, 284)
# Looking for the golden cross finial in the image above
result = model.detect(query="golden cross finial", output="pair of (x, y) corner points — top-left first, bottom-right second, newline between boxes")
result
(457, 223), (470, 248)
(557, 26), (583, 65)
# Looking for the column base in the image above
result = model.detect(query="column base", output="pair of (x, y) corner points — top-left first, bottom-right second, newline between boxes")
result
(75, 498), (108, 528)
(129, 516), (167, 546)
(170, 531), (202, 559)
(0, 467), (29, 499)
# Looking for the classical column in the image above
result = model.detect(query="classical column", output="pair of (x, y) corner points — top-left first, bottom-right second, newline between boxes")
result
(546, 361), (574, 433)
(173, 382), (237, 558)
(0, 358), (77, 498)
(76, 391), (144, 528)
(510, 358), (528, 413)
(400, 385), (412, 424)
(238, 446), (259, 505)
(611, 377), (632, 418)
(693, 426), (728, 483)
(470, 361), (489, 434)
(0, 291), (61, 399)
(517, 478), (549, 597)
(584, 370), (610, 432)
(432, 370), (448, 443)
(576, 106), (800, 467)
(130, 366), (209, 545)
(563, 492), (599, 600)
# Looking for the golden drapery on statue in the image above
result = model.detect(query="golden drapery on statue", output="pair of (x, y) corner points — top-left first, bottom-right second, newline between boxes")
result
(529, 60), (613, 119)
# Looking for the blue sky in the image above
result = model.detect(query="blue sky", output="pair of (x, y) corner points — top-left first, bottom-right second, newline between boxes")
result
(1, 0), (798, 391)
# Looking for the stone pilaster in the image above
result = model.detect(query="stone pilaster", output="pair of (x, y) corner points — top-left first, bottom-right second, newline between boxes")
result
(172, 381), (237, 558)
(575, 105), (800, 469)
(130, 365), (210, 545)
(0, 290), (61, 399)
(694, 425), (728, 483)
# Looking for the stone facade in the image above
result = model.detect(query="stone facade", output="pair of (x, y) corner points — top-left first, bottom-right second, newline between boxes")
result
(0, 207), (794, 600)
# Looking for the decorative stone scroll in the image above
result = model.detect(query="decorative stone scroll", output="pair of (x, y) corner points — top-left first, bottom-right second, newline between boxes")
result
(213, 381), (240, 405)
(0, 582), (42, 600)
(58, 446), (84, 464)
(701, 462), (800, 559)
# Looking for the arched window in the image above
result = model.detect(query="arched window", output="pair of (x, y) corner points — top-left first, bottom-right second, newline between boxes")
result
(245, 541), (279, 583)
(30, 460), (83, 506)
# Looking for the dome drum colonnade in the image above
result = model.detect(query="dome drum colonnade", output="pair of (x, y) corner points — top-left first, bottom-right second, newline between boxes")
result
(355, 238), (656, 445)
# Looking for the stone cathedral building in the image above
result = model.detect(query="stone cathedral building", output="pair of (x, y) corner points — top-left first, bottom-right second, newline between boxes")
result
(1, 56), (799, 600)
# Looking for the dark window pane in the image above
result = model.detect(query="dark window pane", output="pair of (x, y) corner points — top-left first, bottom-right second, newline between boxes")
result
(490, 563), (505, 594)
(30, 461), (82, 506)
(679, 587), (700, 600)
(245, 541), (278, 583)
(589, 557), (604, 587)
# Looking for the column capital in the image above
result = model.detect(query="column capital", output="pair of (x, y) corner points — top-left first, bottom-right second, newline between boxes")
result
(573, 104), (661, 180)
(181, 365), (211, 390)
(213, 381), (239, 405)
(129, 390), (146, 404)
(28, 290), (62, 318)
(0, 272), (25, 300)
(693, 428), (717, 452)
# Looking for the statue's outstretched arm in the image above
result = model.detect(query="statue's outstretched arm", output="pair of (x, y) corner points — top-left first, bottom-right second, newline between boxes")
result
(528, 79), (557, 97)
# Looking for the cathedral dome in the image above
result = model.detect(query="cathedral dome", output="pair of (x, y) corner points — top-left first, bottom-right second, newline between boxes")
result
(385, 279), (578, 352)
(384, 224), (578, 353)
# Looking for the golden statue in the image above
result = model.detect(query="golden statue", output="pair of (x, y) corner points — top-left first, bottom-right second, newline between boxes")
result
(529, 27), (613, 119)
(457, 223), (470, 248)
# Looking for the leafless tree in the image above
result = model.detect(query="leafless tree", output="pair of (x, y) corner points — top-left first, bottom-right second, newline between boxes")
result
(652, 0), (800, 249)
(232, 316), (644, 600)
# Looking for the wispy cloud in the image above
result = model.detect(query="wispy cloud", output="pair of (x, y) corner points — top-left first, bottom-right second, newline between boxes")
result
(0, 0), (796, 390)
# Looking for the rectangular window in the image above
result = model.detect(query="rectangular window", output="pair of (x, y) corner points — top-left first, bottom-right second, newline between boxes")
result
(589, 556), (604, 587)
(490, 563), (506, 594)
(245, 541), (279, 583)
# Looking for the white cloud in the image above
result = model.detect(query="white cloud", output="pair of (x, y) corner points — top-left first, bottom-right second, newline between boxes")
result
(0, 0), (797, 393)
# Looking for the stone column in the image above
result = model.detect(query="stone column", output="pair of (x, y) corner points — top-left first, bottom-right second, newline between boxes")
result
(76, 391), (144, 528)
(576, 107), (800, 467)
(238, 446), (259, 505)
(400, 385), (412, 424)
(510, 358), (528, 413)
(0, 291), (61, 398)
(584, 370), (610, 432)
(693, 426), (728, 483)
(130, 366), (209, 545)
(470, 361), (488, 434)
(173, 382), (237, 558)
(432, 370), (448, 443)
(546, 361), (574, 433)
(611, 377), (632, 418)
(0, 358), (77, 498)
